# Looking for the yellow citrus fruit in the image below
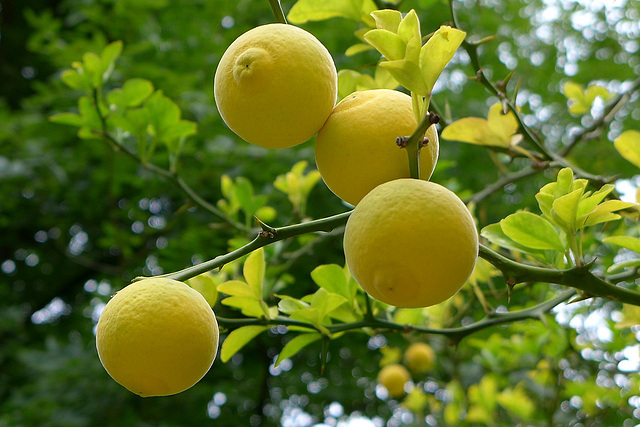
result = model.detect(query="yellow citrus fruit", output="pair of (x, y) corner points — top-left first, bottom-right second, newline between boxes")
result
(404, 343), (435, 374)
(344, 179), (478, 308)
(214, 23), (337, 149)
(96, 278), (219, 397)
(315, 89), (439, 205)
(377, 364), (411, 398)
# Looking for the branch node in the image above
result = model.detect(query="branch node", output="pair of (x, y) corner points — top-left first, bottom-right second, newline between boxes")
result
(255, 216), (277, 238)
(421, 137), (430, 147)
(428, 112), (440, 125)
(396, 136), (409, 148)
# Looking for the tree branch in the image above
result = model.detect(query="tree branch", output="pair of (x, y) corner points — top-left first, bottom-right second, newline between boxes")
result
(268, 0), (287, 24)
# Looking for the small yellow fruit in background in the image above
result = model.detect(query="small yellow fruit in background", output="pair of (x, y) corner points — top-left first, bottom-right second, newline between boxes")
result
(315, 89), (439, 205)
(344, 179), (478, 308)
(214, 23), (337, 149)
(96, 278), (219, 397)
(404, 343), (435, 374)
(377, 364), (411, 398)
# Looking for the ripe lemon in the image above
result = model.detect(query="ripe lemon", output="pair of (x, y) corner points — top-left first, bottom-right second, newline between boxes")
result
(315, 89), (439, 205)
(96, 278), (219, 397)
(214, 23), (337, 149)
(377, 364), (411, 398)
(344, 179), (478, 308)
(404, 343), (435, 374)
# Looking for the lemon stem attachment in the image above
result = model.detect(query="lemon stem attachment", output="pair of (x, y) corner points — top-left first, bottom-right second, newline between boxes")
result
(268, 0), (287, 24)
(401, 111), (440, 179)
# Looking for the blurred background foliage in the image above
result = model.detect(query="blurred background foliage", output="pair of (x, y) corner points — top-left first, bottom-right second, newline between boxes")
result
(1, 0), (639, 425)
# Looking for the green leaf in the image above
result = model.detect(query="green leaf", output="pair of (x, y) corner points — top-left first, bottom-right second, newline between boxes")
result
(220, 326), (268, 363)
(364, 29), (406, 61)
(221, 296), (266, 318)
(419, 26), (466, 93)
(61, 69), (87, 90)
(480, 223), (546, 254)
(311, 264), (352, 300)
(218, 280), (256, 298)
(82, 52), (103, 88)
(186, 272), (219, 306)
(275, 333), (322, 367)
(563, 81), (611, 115)
(603, 236), (640, 254)
(500, 212), (565, 251)
(487, 102), (519, 144)
(583, 200), (636, 226)
(277, 295), (309, 314)
(288, 0), (376, 25)
(243, 248), (265, 298)
(396, 9), (420, 44)
(497, 384), (535, 420)
(614, 130), (640, 168)
(554, 167), (574, 198)
(370, 9), (402, 32)
(441, 118), (495, 146)
(379, 59), (426, 95)
(50, 113), (83, 127)
(144, 91), (180, 139)
(107, 78), (154, 108)
(607, 259), (640, 274)
(576, 184), (615, 221)
(551, 188), (583, 230)
(311, 288), (348, 318)
(345, 43), (374, 56)
(101, 41), (123, 81)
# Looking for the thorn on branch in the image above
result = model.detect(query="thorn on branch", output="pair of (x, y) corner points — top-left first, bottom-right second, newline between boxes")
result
(421, 137), (430, 147)
(396, 136), (409, 148)
(255, 216), (277, 238)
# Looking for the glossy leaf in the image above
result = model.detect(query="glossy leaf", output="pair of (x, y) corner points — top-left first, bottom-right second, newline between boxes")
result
(603, 236), (640, 254)
(220, 326), (268, 363)
(419, 26), (466, 93)
(370, 9), (401, 32)
(500, 212), (565, 251)
(364, 29), (406, 61)
(288, 0), (376, 26)
(275, 333), (322, 367)
(243, 248), (265, 297)
(379, 59), (426, 95)
(613, 130), (640, 168)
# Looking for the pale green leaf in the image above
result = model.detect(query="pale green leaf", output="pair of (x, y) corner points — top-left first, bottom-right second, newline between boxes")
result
(145, 91), (180, 138)
(275, 333), (322, 367)
(497, 385), (535, 420)
(220, 326), (268, 362)
(186, 272), (219, 306)
(396, 10), (420, 43)
(364, 29), (406, 61)
(487, 102), (519, 144)
(107, 78), (154, 108)
(50, 113), (83, 127)
(345, 43), (374, 56)
(370, 9), (402, 32)
(603, 236), (640, 254)
(551, 188), (583, 230)
(287, 0), (376, 25)
(554, 168), (574, 198)
(583, 200), (636, 227)
(419, 26), (466, 93)
(221, 296), (266, 318)
(217, 280), (255, 298)
(480, 223), (546, 254)
(373, 64), (398, 89)
(441, 118), (497, 146)
(82, 52), (103, 87)
(562, 81), (583, 99)
(311, 288), (348, 318)
(101, 40), (123, 81)
(379, 60), (427, 95)
(311, 264), (351, 299)
(607, 259), (640, 274)
(500, 212), (565, 251)
(243, 248), (265, 297)
(576, 184), (615, 220)
(61, 69), (87, 90)
(277, 296), (309, 314)
(614, 130), (640, 168)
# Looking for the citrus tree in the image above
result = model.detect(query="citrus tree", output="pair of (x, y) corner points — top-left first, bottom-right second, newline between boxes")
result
(2, 0), (640, 425)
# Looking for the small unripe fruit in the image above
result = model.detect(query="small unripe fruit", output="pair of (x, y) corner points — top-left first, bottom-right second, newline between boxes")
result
(377, 364), (411, 398)
(404, 342), (435, 374)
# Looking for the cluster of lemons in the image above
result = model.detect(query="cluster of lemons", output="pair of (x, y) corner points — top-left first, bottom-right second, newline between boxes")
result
(378, 343), (436, 399)
(96, 23), (478, 398)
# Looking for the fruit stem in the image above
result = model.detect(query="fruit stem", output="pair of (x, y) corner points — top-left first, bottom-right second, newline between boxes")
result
(403, 111), (440, 180)
(268, 0), (287, 24)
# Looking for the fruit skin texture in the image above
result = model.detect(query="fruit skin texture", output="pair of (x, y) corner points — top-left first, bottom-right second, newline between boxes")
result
(404, 342), (435, 374)
(214, 23), (337, 149)
(315, 89), (439, 205)
(96, 278), (219, 397)
(344, 179), (478, 308)
(377, 364), (411, 398)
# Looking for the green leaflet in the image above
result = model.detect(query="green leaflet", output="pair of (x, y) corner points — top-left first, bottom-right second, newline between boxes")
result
(220, 326), (268, 363)
(186, 272), (219, 307)
(603, 236), (640, 254)
(287, 0), (376, 26)
(613, 130), (640, 168)
(500, 212), (565, 251)
(275, 333), (322, 367)
(562, 81), (612, 115)
(419, 26), (466, 93)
